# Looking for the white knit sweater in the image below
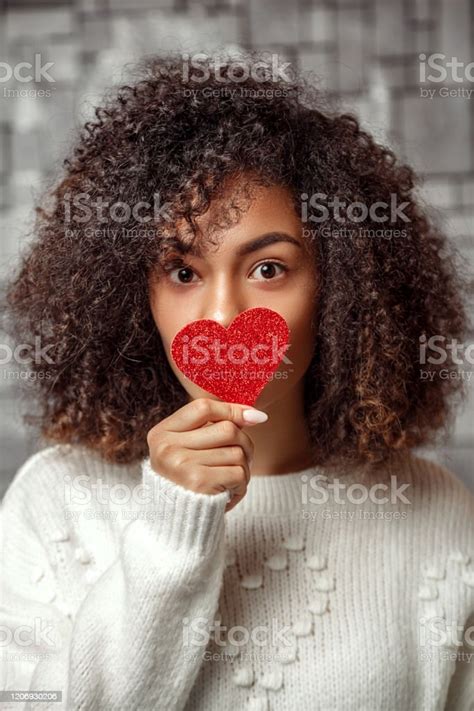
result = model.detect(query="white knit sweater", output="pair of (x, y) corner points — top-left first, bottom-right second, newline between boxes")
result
(0, 444), (473, 710)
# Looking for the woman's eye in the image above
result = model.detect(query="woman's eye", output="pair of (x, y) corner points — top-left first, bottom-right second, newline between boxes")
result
(250, 262), (287, 281)
(164, 260), (287, 284)
(168, 265), (198, 284)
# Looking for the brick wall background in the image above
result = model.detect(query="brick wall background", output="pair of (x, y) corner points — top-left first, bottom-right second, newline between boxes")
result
(0, 0), (473, 497)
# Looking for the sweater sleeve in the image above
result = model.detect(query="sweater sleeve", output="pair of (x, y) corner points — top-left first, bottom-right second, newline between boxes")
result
(0, 454), (230, 711)
(444, 611), (474, 710)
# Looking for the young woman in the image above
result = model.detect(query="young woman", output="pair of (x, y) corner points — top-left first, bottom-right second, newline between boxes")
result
(1, 53), (473, 710)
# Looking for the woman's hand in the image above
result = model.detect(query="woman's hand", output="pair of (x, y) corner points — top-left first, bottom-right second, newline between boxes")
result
(146, 397), (268, 512)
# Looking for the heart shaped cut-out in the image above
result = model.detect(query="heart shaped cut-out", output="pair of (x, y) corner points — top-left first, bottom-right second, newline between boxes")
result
(170, 307), (291, 406)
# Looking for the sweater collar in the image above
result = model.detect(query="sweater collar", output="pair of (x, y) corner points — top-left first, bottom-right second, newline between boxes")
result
(228, 465), (323, 516)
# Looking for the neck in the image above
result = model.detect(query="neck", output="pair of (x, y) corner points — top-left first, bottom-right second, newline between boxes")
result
(244, 380), (315, 476)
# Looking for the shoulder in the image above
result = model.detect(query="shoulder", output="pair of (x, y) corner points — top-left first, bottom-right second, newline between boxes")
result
(372, 449), (473, 499)
(390, 450), (474, 501)
(1, 444), (141, 515)
(380, 451), (474, 550)
(369, 453), (474, 615)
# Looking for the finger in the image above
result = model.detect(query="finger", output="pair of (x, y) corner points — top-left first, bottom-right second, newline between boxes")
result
(205, 465), (248, 499)
(173, 421), (254, 465)
(163, 397), (268, 433)
(225, 491), (245, 513)
(181, 445), (252, 479)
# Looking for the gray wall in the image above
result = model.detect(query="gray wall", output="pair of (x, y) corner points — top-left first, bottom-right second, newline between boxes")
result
(0, 0), (473, 497)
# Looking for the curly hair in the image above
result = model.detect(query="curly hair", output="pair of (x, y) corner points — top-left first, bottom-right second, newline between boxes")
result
(3, 51), (469, 468)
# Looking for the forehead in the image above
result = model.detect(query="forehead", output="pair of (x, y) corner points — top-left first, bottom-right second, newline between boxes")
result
(181, 181), (303, 257)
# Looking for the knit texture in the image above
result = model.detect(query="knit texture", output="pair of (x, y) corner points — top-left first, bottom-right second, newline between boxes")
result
(0, 444), (473, 710)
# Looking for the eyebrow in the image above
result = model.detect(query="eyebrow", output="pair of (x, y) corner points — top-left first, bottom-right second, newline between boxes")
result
(183, 232), (303, 258)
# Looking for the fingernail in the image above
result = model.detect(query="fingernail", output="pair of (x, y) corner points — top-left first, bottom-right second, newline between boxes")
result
(242, 409), (268, 424)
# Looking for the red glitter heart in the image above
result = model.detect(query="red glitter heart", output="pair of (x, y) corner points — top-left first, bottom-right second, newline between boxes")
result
(170, 307), (291, 406)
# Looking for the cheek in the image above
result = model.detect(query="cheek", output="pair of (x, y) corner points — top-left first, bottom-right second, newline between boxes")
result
(149, 289), (196, 387)
(149, 288), (177, 348)
(282, 294), (318, 362)
(288, 323), (316, 375)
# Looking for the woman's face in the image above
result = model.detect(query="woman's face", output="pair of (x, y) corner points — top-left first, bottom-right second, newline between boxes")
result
(148, 180), (319, 410)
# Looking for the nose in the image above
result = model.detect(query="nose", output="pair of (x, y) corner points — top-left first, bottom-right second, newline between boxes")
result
(202, 278), (244, 328)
